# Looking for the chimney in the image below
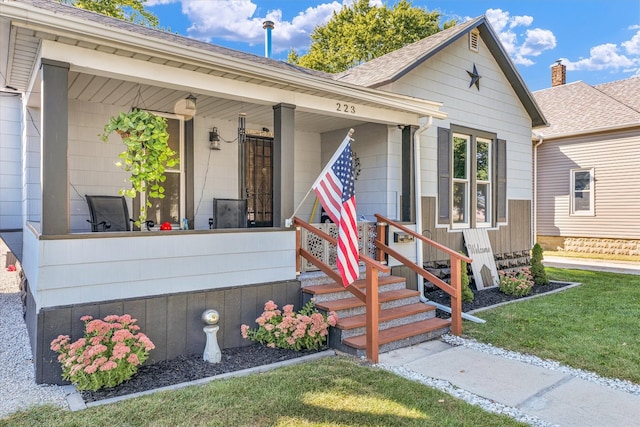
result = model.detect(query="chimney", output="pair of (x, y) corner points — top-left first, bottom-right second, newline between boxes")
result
(262, 20), (274, 58)
(552, 60), (566, 87)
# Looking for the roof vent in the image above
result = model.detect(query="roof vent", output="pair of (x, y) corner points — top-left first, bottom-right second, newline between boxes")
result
(469, 29), (479, 52)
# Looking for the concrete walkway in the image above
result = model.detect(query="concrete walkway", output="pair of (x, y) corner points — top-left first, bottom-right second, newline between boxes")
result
(379, 339), (640, 427)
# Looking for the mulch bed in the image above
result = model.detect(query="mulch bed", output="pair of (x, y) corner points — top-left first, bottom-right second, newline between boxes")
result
(424, 280), (575, 318)
(81, 344), (322, 403)
(81, 281), (574, 403)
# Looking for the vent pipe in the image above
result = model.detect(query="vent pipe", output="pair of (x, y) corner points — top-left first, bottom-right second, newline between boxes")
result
(263, 20), (274, 58)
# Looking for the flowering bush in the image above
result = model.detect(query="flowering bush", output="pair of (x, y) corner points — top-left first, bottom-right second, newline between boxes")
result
(241, 300), (338, 351)
(498, 268), (534, 297)
(50, 314), (155, 391)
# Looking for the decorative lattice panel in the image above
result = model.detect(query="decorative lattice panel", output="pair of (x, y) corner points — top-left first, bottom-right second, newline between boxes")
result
(300, 221), (377, 272)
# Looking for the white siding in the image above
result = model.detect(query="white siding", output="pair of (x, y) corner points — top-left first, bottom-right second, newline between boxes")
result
(320, 123), (392, 220)
(536, 130), (640, 239)
(0, 92), (23, 229)
(382, 34), (533, 202)
(23, 227), (297, 310)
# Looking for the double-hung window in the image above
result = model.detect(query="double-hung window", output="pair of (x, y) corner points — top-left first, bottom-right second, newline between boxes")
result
(143, 114), (185, 227)
(438, 126), (506, 229)
(570, 168), (594, 216)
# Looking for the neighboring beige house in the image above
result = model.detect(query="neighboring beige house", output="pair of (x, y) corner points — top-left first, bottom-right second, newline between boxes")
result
(0, 0), (544, 384)
(533, 63), (640, 256)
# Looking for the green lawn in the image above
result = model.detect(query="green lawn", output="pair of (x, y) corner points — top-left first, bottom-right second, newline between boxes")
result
(1, 357), (526, 427)
(463, 267), (640, 384)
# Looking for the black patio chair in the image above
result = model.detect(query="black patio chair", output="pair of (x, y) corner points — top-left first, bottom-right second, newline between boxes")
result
(86, 195), (133, 232)
(85, 195), (155, 232)
(209, 198), (248, 229)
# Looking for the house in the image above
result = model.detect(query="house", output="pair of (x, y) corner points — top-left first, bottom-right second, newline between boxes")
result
(533, 62), (640, 256)
(0, 0), (545, 384)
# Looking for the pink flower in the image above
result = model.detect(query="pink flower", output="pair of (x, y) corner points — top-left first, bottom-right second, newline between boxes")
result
(267, 343), (276, 348)
(241, 324), (250, 339)
(112, 342), (131, 359)
(127, 353), (140, 366)
(112, 329), (134, 342)
(264, 300), (278, 311)
(99, 361), (118, 371)
(264, 324), (275, 331)
(104, 315), (120, 322)
(80, 315), (93, 322)
(84, 365), (97, 374)
(282, 304), (294, 316)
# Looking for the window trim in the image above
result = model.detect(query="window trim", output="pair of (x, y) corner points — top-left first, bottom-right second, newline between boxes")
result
(452, 133), (470, 229)
(570, 168), (594, 216)
(141, 112), (185, 228)
(475, 136), (492, 228)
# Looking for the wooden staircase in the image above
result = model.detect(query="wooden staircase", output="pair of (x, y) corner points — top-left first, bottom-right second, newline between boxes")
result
(301, 272), (451, 357)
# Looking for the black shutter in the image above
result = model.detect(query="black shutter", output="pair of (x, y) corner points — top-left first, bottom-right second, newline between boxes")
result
(496, 138), (507, 223)
(437, 127), (451, 224)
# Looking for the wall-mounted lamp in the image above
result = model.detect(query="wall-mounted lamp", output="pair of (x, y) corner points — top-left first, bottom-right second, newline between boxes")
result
(238, 112), (246, 144)
(209, 127), (221, 150)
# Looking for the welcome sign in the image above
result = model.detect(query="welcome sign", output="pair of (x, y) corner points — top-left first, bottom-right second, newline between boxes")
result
(462, 229), (499, 290)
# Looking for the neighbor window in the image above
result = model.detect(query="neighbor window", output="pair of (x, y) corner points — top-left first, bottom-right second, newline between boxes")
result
(438, 126), (506, 229)
(570, 168), (594, 216)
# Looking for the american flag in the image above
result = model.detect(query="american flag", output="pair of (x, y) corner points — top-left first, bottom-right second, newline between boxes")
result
(312, 133), (359, 286)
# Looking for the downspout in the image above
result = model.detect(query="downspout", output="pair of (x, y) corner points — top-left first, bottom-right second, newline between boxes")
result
(414, 117), (485, 323)
(532, 132), (544, 246)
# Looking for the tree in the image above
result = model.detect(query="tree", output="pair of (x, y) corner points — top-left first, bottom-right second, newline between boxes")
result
(530, 243), (549, 286)
(58, 0), (159, 28)
(290, 0), (455, 73)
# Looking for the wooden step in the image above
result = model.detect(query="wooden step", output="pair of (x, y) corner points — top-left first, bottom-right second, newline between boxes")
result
(336, 303), (435, 330)
(342, 317), (451, 350)
(302, 275), (406, 296)
(314, 289), (420, 312)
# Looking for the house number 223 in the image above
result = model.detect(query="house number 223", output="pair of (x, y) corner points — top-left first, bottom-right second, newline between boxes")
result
(336, 103), (356, 114)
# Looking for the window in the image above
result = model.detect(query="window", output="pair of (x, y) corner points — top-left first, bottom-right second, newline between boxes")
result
(438, 126), (506, 228)
(144, 114), (185, 226)
(570, 168), (594, 216)
(469, 29), (479, 52)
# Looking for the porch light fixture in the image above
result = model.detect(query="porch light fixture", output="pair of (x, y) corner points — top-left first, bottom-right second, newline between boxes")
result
(209, 127), (221, 150)
(238, 112), (246, 144)
(174, 94), (197, 120)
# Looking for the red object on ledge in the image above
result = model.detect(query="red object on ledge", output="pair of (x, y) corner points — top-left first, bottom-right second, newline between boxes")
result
(160, 222), (172, 230)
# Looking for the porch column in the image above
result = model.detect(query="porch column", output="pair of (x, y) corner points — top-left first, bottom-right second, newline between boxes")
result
(41, 59), (70, 235)
(273, 103), (296, 227)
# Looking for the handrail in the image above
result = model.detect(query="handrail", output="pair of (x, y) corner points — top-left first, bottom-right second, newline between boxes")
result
(374, 214), (471, 336)
(294, 217), (388, 363)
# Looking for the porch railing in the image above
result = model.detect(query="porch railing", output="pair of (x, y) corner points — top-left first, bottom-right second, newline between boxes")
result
(293, 217), (390, 363)
(373, 214), (472, 336)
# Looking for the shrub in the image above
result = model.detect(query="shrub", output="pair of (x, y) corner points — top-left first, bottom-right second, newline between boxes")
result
(241, 300), (338, 351)
(498, 268), (534, 297)
(460, 256), (474, 303)
(530, 243), (550, 286)
(50, 314), (155, 391)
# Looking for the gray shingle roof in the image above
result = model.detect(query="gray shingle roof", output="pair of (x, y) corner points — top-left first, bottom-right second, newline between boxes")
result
(533, 78), (640, 139)
(14, 0), (333, 79)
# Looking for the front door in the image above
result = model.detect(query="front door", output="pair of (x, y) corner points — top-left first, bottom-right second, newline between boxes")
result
(244, 135), (273, 227)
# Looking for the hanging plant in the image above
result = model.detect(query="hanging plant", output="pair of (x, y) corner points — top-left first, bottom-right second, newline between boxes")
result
(100, 109), (178, 226)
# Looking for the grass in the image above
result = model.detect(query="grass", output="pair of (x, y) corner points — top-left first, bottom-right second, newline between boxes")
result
(463, 267), (640, 384)
(545, 250), (640, 263)
(1, 357), (526, 427)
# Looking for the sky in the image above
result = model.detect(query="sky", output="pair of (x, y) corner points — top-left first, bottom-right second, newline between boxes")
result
(145, 0), (640, 92)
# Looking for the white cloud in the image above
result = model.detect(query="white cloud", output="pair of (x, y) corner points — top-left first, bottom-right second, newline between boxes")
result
(167, 0), (342, 54)
(562, 43), (636, 71)
(622, 30), (640, 55)
(485, 9), (555, 66)
(145, 0), (177, 6)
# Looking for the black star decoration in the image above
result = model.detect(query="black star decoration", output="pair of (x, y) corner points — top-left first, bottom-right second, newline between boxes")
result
(467, 64), (481, 90)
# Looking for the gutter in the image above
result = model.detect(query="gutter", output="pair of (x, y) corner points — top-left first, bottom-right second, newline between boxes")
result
(532, 132), (544, 245)
(413, 118), (485, 324)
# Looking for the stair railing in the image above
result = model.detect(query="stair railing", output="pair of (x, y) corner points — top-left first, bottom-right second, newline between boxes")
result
(374, 214), (472, 336)
(293, 217), (390, 363)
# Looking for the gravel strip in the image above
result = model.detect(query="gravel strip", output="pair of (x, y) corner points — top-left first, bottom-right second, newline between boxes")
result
(0, 242), (69, 420)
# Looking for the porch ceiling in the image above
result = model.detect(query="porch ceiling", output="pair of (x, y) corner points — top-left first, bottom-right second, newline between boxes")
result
(68, 72), (366, 134)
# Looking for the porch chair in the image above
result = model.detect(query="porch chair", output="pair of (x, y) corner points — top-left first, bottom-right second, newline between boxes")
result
(209, 198), (248, 229)
(85, 195), (134, 232)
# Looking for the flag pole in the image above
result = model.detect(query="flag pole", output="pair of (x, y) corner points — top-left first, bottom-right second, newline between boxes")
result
(285, 128), (354, 227)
